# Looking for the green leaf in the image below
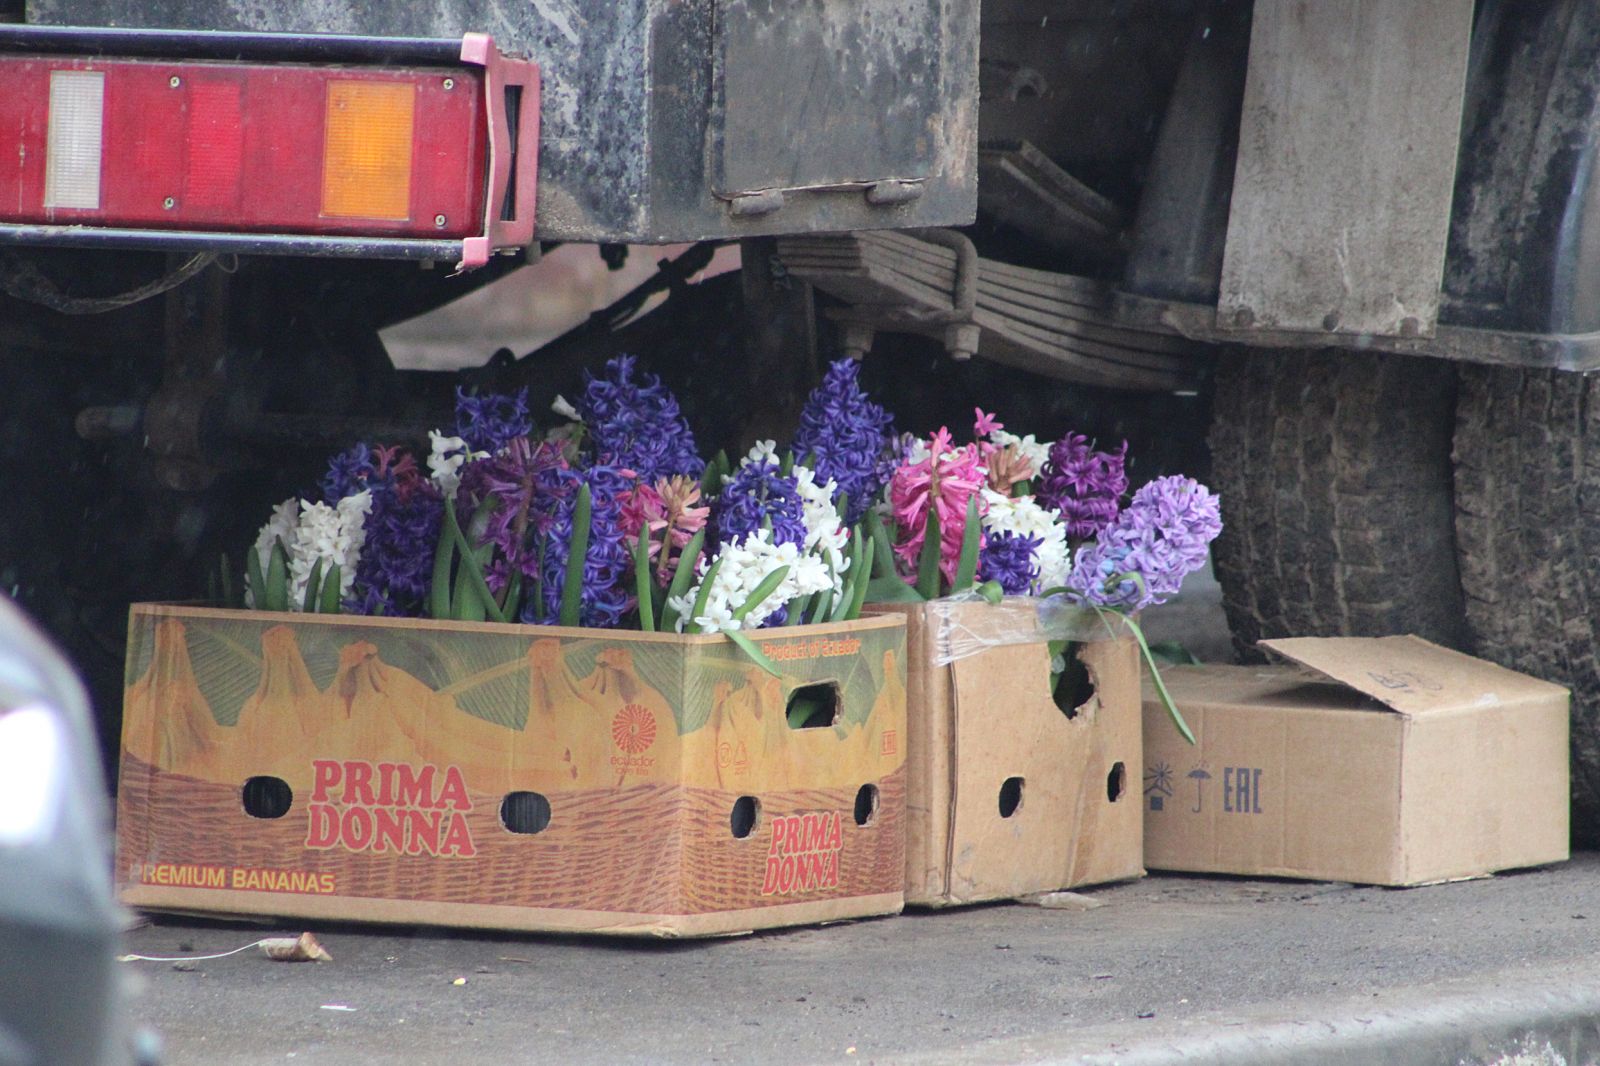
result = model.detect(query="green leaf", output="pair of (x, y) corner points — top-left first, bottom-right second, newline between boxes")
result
(264, 540), (289, 613)
(634, 532), (656, 632)
(303, 558), (324, 614)
(785, 593), (812, 625)
(684, 554), (724, 634)
(832, 529), (866, 622)
(846, 539), (873, 620)
(780, 450), (795, 476)
(502, 571), (522, 619)
(659, 529), (706, 632)
(952, 495), (980, 593)
(864, 508), (895, 579)
(320, 563), (342, 614)
(916, 506), (942, 600)
(808, 588), (834, 624)
(444, 495), (508, 624)
(245, 544), (266, 611)
(786, 695), (831, 730)
(866, 574), (926, 603)
(1147, 640), (1201, 666)
(430, 501), (457, 620)
(559, 482), (592, 628)
(727, 629), (783, 678)
(452, 550), (488, 622)
(1096, 605), (1195, 745)
(976, 579), (1004, 606)
(1015, 478), (1033, 498)
(733, 565), (788, 624)
(218, 554), (235, 609)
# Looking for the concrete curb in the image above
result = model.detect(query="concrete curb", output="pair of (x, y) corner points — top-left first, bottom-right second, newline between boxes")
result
(892, 962), (1600, 1066)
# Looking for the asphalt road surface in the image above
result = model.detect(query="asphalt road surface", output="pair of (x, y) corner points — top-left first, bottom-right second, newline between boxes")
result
(120, 854), (1600, 1065)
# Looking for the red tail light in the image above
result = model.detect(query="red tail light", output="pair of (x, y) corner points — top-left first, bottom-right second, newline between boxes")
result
(0, 29), (538, 269)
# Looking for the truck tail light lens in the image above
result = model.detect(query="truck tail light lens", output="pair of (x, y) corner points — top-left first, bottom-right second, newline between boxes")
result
(322, 80), (416, 221)
(0, 29), (539, 268)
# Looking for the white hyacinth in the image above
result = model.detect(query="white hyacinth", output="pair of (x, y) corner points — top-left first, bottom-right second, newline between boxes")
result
(667, 530), (835, 633)
(792, 464), (851, 597)
(982, 488), (1070, 593)
(741, 438), (779, 467)
(550, 394), (582, 422)
(427, 431), (484, 498)
(247, 492), (371, 610)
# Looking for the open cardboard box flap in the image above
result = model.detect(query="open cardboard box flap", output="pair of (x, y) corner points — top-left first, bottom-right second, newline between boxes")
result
(1259, 635), (1569, 717)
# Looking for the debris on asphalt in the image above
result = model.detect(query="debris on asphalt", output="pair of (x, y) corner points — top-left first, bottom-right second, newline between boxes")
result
(119, 931), (331, 964)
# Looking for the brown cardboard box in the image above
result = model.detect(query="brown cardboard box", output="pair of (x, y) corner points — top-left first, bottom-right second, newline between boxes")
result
(1141, 636), (1570, 885)
(869, 601), (1142, 906)
(115, 605), (907, 937)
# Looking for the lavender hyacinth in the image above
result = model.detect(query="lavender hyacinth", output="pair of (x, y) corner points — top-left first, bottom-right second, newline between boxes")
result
(792, 359), (895, 524)
(1068, 476), (1221, 610)
(529, 465), (633, 629)
(979, 531), (1042, 595)
(712, 456), (808, 551)
(1037, 433), (1129, 541)
(578, 355), (704, 481)
(454, 387), (533, 455)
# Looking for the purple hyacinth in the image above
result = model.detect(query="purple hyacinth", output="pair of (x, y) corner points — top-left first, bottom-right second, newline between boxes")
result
(1037, 433), (1129, 541)
(458, 437), (567, 593)
(577, 355), (704, 481)
(711, 455), (808, 551)
(1068, 476), (1221, 610)
(527, 464), (633, 629)
(980, 531), (1042, 595)
(792, 359), (896, 525)
(321, 442), (388, 502)
(348, 490), (444, 616)
(454, 387), (533, 455)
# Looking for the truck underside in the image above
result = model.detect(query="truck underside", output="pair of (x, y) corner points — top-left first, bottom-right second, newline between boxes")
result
(9, 0), (1600, 839)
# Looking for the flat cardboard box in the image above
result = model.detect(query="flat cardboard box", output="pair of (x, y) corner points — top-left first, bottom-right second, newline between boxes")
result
(1141, 636), (1570, 885)
(869, 601), (1142, 906)
(116, 605), (907, 936)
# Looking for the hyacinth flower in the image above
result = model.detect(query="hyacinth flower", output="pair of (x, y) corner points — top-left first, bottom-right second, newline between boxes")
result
(245, 492), (372, 614)
(454, 386), (533, 455)
(574, 354), (704, 482)
(1037, 432), (1130, 542)
(533, 464), (634, 629)
(887, 428), (989, 598)
(792, 358), (896, 525)
(336, 444), (444, 617)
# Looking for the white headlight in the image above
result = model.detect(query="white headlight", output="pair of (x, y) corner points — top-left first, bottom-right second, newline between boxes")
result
(0, 705), (66, 846)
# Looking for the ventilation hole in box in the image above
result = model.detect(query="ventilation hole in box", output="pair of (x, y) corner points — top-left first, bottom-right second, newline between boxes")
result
(500, 791), (552, 834)
(853, 784), (880, 827)
(242, 776), (292, 819)
(730, 795), (761, 839)
(786, 682), (840, 729)
(1107, 762), (1126, 803)
(998, 776), (1024, 818)
(1052, 646), (1095, 719)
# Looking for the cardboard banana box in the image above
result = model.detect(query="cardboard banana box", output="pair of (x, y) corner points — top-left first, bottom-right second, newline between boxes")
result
(116, 605), (907, 937)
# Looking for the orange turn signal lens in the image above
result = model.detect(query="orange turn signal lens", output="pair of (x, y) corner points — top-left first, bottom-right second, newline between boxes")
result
(320, 80), (415, 221)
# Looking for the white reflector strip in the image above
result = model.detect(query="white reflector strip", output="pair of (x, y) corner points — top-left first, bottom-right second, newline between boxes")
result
(44, 70), (105, 210)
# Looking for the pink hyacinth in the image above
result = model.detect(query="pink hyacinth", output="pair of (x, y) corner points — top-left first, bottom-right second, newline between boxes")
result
(890, 427), (989, 586)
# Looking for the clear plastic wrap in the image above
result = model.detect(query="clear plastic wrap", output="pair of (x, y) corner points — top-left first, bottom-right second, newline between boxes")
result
(927, 591), (1131, 666)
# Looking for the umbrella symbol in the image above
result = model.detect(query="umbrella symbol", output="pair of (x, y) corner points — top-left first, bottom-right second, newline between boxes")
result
(1187, 768), (1212, 813)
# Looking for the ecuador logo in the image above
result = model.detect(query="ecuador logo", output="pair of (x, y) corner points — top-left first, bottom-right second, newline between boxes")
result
(611, 704), (657, 754)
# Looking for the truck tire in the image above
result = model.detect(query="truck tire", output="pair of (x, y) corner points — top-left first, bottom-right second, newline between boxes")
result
(1207, 348), (1469, 659)
(1455, 365), (1600, 840)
